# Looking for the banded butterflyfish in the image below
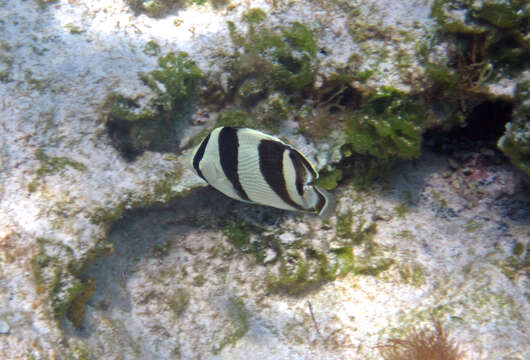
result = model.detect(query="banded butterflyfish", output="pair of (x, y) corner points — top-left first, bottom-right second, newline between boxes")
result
(191, 127), (335, 216)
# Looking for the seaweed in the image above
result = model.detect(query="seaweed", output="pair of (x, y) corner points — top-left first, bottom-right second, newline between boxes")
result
(431, 0), (529, 79)
(227, 13), (317, 98)
(498, 81), (530, 176)
(216, 109), (255, 128)
(211, 296), (249, 353)
(105, 52), (202, 160)
(345, 87), (425, 159)
(66, 278), (96, 328)
(315, 169), (343, 191)
(31, 238), (112, 328)
(378, 318), (464, 360)
(127, 0), (182, 17)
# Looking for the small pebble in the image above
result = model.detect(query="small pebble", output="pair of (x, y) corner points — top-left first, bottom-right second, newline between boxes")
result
(279, 232), (296, 245)
(462, 168), (473, 176)
(294, 222), (309, 236)
(263, 248), (277, 264)
(448, 158), (459, 169)
(442, 171), (452, 178)
(0, 320), (10, 334)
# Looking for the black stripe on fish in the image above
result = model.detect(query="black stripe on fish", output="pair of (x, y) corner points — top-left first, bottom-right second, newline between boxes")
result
(193, 133), (210, 181)
(218, 127), (250, 201)
(258, 139), (305, 211)
(314, 188), (327, 214)
(288, 149), (313, 197)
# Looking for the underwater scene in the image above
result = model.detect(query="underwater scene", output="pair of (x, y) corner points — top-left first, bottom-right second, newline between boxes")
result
(0, 0), (528, 359)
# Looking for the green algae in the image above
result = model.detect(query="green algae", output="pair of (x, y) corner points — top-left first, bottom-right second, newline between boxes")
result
(431, 189), (449, 209)
(105, 52), (202, 159)
(345, 156), (393, 191)
(127, 0), (179, 17)
(398, 262), (425, 287)
(128, 0), (216, 16)
(255, 93), (292, 132)
(65, 23), (83, 35)
(212, 296), (249, 354)
(330, 247), (355, 277)
(265, 227), (390, 295)
(49, 269), (85, 322)
(226, 296), (249, 339)
(498, 81), (530, 176)
(498, 116), (530, 176)
(336, 210), (395, 278)
(236, 78), (267, 105)
(394, 203), (409, 219)
(168, 288), (190, 317)
(75, 239), (115, 274)
(36, 0), (58, 8)
(216, 109), (255, 128)
(315, 169), (343, 191)
(283, 21), (318, 58)
(513, 242), (524, 257)
(431, 0), (529, 76)
(222, 219), (267, 262)
(31, 240), (54, 295)
(344, 87), (425, 159)
(89, 204), (125, 226)
(473, 0), (524, 29)
(266, 205), (394, 295)
(500, 242), (529, 280)
(427, 0), (529, 156)
(424, 62), (459, 94)
(223, 220), (253, 249)
(337, 210), (378, 245)
(31, 237), (111, 327)
(336, 210), (356, 240)
(431, 0), (487, 35)
(227, 15), (317, 101)
(143, 40), (161, 56)
(266, 248), (340, 295)
(188, 0), (208, 6)
(0, 44), (13, 83)
(220, 10), (431, 160)
(352, 229), (395, 277)
(243, 8), (267, 24)
(383, 264), (525, 344)
(69, 344), (93, 360)
(395, 229), (415, 241)
(356, 69), (373, 83)
(152, 240), (172, 258)
(295, 74), (358, 140)
(24, 69), (51, 92)
(354, 256), (395, 276)
(35, 148), (87, 176)
(66, 278), (96, 328)
(465, 219), (482, 233)
(218, 204), (383, 296)
(216, 93), (290, 134)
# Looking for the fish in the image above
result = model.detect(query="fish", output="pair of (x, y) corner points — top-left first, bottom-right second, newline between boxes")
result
(190, 126), (335, 216)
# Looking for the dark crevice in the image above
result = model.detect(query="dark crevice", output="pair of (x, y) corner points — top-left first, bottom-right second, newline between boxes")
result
(317, 81), (361, 112)
(337, 84), (361, 107)
(424, 100), (513, 154)
(106, 116), (189, 162)
(456, 101), (513, 142)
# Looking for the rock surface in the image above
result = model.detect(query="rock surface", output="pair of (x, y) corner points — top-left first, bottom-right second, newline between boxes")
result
(0, 0), (528, 359)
